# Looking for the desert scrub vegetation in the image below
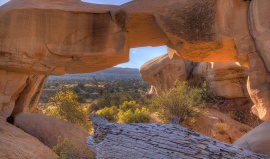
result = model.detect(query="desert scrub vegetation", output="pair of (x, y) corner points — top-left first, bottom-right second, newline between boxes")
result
(52, 137), (94, 159)
(212, 122), (230, 134)
(150, 81), (207, 123)
(47, 87), (91, 132)
(52, 137), (80, 159)
(95, 106), (118, 122)
(95, 101), (150, 123)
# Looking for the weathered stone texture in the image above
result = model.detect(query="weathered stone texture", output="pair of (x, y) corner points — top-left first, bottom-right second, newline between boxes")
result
(15, 113), (94, 159)
(0, 119), (57, 159)
(0, 70), (28, 120)
(207, 62), (249, 99)
(140, 55), (248, 99)
(234, 119), (270, 155)
(87, 115), (267, 159)
(140, 54), (194, 92)
(0, 0), (127, 75)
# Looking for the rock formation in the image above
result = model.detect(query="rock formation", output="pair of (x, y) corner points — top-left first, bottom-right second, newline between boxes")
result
(1, 0), (270, 157)
(140, 54), (195, 92)
(0, 119), (57, 159)
(0, 70), (46, 120)
(87, 114), (268, 158)
(0, 0), (269, 121)
(15, 113), (94, 159)
(206, 62), (249, 98)
(234, 119), (270, 155)
(140, 55), (249, 99)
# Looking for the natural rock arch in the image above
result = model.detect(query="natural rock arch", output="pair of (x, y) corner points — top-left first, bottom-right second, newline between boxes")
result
(1, 0), (270, 157)
(1, 0), (269, 121)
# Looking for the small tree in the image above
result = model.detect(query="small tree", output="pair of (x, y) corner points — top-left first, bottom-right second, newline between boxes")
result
(48, 87), (90, 131)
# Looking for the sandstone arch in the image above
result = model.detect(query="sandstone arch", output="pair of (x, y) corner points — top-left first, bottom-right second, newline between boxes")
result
(1, 0), (270, 158)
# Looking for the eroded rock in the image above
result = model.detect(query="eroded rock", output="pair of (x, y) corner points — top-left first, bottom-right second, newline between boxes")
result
(87, 114), (267, 159)
(0, 70), (46, 121)
(140, 55), (249, 99)
(140, 54), (194, 92)
(207, 62), (249, 99)
(0, 119), (57, 159)
(15, 113), (94, 159)
(234, 119), (270, 155)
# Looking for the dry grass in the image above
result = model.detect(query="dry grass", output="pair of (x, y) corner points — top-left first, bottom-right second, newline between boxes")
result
(212, 122), (229, 134)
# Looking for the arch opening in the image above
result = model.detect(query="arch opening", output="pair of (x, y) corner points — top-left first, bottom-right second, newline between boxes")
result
(116, 45), (167, 69)
(81, 0), (132, 5)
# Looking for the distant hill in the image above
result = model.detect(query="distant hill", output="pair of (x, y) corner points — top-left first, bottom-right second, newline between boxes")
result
(48, 67), (142, 81)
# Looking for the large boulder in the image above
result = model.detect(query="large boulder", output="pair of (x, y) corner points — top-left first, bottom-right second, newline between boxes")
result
(15, 113), (94, 159)
(140, 55), (248, 99)
(234, 119), (270, 155)
(140, 54), (194, 92)
(0, 119), (57, 159)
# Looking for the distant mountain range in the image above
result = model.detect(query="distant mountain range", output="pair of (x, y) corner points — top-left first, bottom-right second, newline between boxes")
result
(48, 67), (142, 80)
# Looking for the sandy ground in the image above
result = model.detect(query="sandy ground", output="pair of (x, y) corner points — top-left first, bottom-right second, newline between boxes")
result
(150, 106), (254, 144)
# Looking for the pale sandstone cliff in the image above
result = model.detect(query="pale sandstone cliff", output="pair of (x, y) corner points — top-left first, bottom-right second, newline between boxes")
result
(140, 54), (249, 99)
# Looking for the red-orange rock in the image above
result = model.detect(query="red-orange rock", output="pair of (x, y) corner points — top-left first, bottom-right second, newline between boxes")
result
(15, 113), (94, 159)
(0, 119), (57, 159)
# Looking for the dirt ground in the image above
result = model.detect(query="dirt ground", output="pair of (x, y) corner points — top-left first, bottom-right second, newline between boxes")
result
(150, 98), (262, 144)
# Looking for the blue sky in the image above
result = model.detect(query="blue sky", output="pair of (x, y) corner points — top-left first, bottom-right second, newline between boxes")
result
(0, 0), (167, 69)
(82, 0), (131, 5)
(116, 46), (167, 69)
(0, 0), (10, 6)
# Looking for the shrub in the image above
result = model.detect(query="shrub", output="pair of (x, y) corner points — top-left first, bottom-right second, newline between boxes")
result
(48, 87), (90, 131)
(119, 101), (138, 111)
(239, 126), (248, 133)
(232, 110), (247, 124)
(118, 107), (150, 124)
(151, 81), (206, 122)
(52, 137), (81, 159)
(212, 122), (229, 134)
(96, 106), (118, 122)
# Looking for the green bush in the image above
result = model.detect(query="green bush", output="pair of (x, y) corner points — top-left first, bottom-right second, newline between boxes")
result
(118, 107), (150, 124)
(95, 100), (150, 124)
(48, 87), (90, 131)
(52, 137), (81, 159)
(96, 106), (118, 122)
(151, 81), (206, 123)
(119, 101), (138, 111)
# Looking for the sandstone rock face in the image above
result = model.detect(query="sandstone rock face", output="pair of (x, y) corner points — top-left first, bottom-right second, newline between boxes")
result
(207, 62), (249, 99)
(140, 55), (248, 99)
(0, 0), (127, 75)
(0, 0), (269, 121)
(140, 54), (194, 92)
(0, 119), (57, 159)
(0, 0), (254, 76)
(0, 70), (46, 121)
(234, 119), (270, 155)
(15, 113), (94, 159)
